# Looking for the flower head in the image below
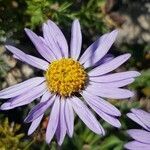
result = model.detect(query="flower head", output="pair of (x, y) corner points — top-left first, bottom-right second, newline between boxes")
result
(45, 58), (87, 97)
(125, 109), (150, 150)
(0, 19), (140, 145)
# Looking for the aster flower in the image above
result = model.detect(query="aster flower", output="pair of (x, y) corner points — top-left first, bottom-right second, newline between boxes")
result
(125, 109), (150, 150)
(0, 19), (140, 145)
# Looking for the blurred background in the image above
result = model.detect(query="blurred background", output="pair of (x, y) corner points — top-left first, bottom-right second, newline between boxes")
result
(0, 0), (150, 149)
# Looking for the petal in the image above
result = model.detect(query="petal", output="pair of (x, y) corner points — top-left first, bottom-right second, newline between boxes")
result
(1, 91), (48, 111)
(40, 90), (53, 103)
(96, 110), (121, 128)
(83, 92), (121, 127)
(47, 20), (69, 57)
(131, 109), (150, 129)
(127, 129), (150, 144)
(127, 113), (150, 131)
(86, 84), (134, 99)
(28, 91), (52, 135)
(88, 53), (131, 76)
(25, 28), (56, 62)
(71, 96), (105, 135)
(13, 54), (49, 70)
(70, 19), (82, 60)
(1, 101), (14, 110)
(65, 98), (74, 137)
(24, 95), (55, 123)
(93, 54), (114, 67)
(1, 98), (18, 110)
(79, 30), (117, 65)
(0, 77), (45, 99)
(124, 141), (150, 150)
(43, 23), (63, 59)
(10, 82), (47, 106)
(57, 98), (67, 145)
(82, 91), (121, 116)
(5, 45), (49, 70)
(89, 78), (135, 88)
(23, 55), (49, 69)
(46, 96), (60, 143)
(89, 71), (140, 82)
(98, 54), (114, 64)
(87, 102), (121, 128)
(39, 36), (49, 45)
(28, 115), (43, 135)
(55, 120), (60, 144)
(80, 30), (118, 68)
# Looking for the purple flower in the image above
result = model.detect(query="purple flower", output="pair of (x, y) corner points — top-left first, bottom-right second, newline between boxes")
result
(125, 109), (150, 150)
(0, 19), (140, 145)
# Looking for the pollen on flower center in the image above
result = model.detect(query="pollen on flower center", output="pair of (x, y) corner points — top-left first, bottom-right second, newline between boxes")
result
(45, 58), (87, 97)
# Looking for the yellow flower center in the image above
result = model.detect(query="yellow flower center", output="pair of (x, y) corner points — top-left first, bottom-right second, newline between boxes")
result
(45, 58), (87, 97)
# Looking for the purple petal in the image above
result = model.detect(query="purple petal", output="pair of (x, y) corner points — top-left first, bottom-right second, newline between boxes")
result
(80, 30), (118, 68)
(13, 54), (49, 71)
(86, 84), (134, 99)
(13, 54), (22, 61)
(47, 20), (68, 57)
(79, 30), (117, 65)
(5, 45), (49, 70)
(43, 23), (63, 59)
(127, 129), (150, 144)
(89, 71), (140, 82)
(0, 77), (45, 99)
(24, 94), (55, 123)
(98, 54), (114, 64)
(1, 96), (40, 110)
(131, 109), (150, 129)
(55, 120), (60, 144)
(87, 103), (120, 128)
(1, 91), (46, 110)
(23, 55), (49, 69)
(82, 91), (121, 116)
(89, 78), (135, 88)
(70, 19), (82, 60)
(96, 110), (121, 128)
(88, 53), (131, 76)
(71, 96), (105, 135)
(65, 98), (74, 137)
(10, 82), (47, 106)
(1, 98), (16, 110)
(93, 54), (114, 67)
(124, 141), (150, 150)
(40, 91), (53, 103)
(57, 98), (67, 145)
(79, 33), (108, 64)
(46, 96), (60, 143)
(28, 115), (43, 135)
(1, 98), (38, 110)
(39, 36), (49, 45)
(82, 92), (121, 127)
(25, 28), (56, 62)
(28, 91), (53, 135)
(127, 113), (150, 131)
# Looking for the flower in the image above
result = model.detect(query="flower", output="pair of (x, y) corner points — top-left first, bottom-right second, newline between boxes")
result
(0, 19), (140, 145)
(125, 109), (150, 150)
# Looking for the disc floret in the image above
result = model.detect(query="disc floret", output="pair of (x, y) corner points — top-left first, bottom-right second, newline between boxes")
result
(45, 58), (87, 97)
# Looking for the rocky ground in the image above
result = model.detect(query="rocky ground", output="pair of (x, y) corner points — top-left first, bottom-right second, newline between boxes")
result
(104, 0), (150, 44)
(0, 45), (34, 89)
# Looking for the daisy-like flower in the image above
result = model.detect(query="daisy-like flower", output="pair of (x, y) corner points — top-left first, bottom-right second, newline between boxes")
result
(0, 19), (140, 145)
(125, 109), (150, 150)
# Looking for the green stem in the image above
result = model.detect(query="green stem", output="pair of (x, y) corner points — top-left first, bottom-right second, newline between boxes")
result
(23, 139), (35, 150)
